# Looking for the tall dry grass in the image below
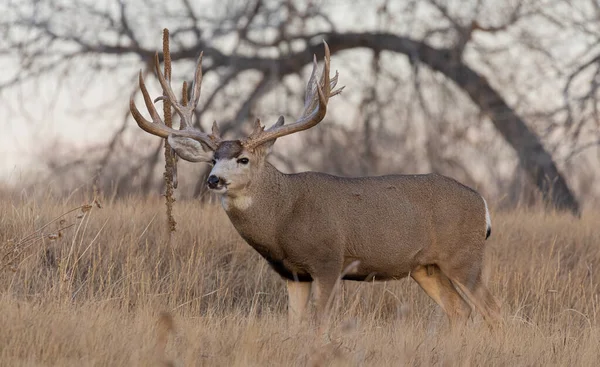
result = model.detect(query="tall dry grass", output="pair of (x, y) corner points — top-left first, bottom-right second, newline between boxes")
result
(1, 193), (599, 366)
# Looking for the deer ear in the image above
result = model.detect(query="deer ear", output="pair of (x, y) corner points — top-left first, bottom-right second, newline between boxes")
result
(262, 139), (276, 154)
(260, 116), (284, 153)
(167, 135), (213, 162)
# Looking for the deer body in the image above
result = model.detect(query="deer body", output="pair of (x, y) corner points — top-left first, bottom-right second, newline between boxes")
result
(223, 161), (487, 284)
(130, 40), (501, 331)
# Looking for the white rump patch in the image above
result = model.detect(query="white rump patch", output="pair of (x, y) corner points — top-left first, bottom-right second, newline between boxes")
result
(483, 197), (491, 234)
(221, 196), (253, 211)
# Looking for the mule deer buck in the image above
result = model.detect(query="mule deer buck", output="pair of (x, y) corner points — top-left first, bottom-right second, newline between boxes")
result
(130, 42), (501, 330)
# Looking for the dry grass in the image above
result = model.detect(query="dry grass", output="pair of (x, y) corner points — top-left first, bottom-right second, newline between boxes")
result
(1, 193), (599, 366)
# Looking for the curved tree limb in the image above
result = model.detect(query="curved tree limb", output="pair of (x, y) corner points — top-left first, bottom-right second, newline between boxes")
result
(171, 32), (578, 214)
(320, 32), (579, 215)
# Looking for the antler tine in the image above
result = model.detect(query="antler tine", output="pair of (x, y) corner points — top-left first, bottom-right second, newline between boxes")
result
(321, 40), (331, 98)
(243, 41), (343, 149)
(329, 71), (344, 97)
(211, 120), (220, 136)
(190, 52), (204, 111)
(130, 62), (220, 150)
(302, 55), (319, 118)
(154, 51), (217, 143)
(139, 71), (163, 124)
(154, 53), (191, 128)
(130, 71), (168, 137)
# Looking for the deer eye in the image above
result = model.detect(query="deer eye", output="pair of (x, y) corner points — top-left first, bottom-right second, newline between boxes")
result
(211, 159), (216, 165)
(237, 157), (249, 165)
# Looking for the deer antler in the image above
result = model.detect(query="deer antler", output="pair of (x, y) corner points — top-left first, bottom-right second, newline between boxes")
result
(242, 41), (344, 150)
(130, 52), (221, 150)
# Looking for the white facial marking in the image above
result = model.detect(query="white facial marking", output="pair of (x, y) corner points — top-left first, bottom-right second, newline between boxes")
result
(211, 186), (227, 194)
(209, 159), (237, 182)
(221, 196), (229, 210)
(207, 158), (238, 193)
(221, 195), (253, 211)
(208, 156), (252, 194)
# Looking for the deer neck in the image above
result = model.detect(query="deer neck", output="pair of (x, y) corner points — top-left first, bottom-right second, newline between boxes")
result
(220, 162), (293, 250)
(220, 162), (290, 215)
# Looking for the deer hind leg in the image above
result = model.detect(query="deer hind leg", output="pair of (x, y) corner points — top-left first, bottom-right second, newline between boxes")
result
(287, 280), (312, 328)
(441, 261), (502, 327)
(411, 264), (471, 327)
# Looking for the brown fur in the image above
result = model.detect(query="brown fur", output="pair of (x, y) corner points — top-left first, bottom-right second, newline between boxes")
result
(214, 141), (244, 160)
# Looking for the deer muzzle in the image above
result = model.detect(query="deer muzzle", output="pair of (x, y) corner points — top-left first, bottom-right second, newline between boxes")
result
(207, 175), (222, 190)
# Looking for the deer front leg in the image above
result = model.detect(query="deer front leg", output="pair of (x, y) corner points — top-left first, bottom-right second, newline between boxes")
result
(287, 280), (311, 328)
(312, 275), (339, 337)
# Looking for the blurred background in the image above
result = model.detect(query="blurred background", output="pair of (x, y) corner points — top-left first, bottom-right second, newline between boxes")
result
(1, 0), (598, 213)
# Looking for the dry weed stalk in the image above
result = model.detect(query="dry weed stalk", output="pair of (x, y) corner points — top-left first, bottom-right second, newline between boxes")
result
(162, 28), (177, 235)
(57, 198), (104, 301)
(1, 201), (100, 273)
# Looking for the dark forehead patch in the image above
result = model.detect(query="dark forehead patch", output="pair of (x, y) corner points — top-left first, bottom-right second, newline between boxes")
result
(214, 140), (244, 160)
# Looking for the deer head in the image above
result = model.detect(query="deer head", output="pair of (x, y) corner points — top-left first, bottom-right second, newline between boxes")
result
(130, 42), (343, 195)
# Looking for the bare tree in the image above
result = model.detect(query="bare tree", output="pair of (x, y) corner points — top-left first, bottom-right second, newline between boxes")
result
(2, 0), (598, 214)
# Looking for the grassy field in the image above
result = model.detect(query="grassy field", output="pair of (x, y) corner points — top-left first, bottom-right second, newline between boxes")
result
(1, 193), (599, 366)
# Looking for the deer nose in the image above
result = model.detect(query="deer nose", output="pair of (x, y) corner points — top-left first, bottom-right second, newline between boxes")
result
(207, 175), (220, 189)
